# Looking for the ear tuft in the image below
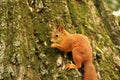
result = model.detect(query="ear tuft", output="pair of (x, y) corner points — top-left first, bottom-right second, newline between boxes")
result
(57, 25), (64, 32)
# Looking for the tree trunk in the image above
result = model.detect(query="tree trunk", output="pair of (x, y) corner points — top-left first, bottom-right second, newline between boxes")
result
(0, 0), (120, 80)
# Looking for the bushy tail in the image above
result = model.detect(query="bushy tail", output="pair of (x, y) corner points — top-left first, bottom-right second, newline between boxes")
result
(84, 62), (98, 80)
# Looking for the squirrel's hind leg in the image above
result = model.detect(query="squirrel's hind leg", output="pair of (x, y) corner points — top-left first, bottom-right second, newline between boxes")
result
(65, 47), (83, 70)
(72, 47), (83, 69)
(65, 63), (77, 70)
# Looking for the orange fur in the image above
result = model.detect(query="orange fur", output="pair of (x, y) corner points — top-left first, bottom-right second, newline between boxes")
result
(51, 25), (98, 80)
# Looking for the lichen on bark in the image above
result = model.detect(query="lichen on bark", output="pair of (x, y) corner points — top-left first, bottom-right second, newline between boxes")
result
(0, 0), (120, 80)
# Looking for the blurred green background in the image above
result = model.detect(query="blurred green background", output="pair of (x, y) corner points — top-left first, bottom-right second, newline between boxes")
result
(105, 0), (120, 25)
(105, 0), (120, 11)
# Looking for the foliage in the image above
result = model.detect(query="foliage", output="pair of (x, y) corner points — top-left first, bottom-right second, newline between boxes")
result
(105, 0), (120, 11)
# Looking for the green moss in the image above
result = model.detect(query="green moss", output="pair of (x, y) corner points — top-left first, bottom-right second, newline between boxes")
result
(0, 0), (120, 80)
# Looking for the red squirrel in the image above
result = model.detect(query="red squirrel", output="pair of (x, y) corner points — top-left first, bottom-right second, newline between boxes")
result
(51, 25), (98, 80)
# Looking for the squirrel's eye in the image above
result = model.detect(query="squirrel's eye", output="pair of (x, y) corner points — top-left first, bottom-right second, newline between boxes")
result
(55, 34), (59, 37)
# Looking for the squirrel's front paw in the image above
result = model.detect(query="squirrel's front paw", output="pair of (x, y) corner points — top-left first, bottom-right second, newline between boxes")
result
(51, 43), (58, 48)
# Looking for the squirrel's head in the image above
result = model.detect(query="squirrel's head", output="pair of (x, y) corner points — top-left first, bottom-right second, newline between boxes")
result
(51, 25), (69, 43)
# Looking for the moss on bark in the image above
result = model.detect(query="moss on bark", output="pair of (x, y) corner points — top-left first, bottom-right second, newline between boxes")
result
(0, 0), (120, 80)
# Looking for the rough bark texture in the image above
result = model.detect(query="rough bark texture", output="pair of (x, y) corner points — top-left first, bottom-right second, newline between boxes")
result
(0, 0), (120, 80)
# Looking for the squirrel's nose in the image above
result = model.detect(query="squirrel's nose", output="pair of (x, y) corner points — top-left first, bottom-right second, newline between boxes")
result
(51, 39), (54, 42)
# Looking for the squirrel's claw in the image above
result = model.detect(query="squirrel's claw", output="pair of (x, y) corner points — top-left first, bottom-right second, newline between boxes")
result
(65, 64), (77, 70)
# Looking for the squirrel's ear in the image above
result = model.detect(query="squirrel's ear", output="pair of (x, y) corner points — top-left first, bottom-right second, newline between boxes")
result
(57, 25), (64, 32)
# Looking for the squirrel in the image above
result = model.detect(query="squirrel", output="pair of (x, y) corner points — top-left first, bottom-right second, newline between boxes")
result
(51, 25), (98, 80)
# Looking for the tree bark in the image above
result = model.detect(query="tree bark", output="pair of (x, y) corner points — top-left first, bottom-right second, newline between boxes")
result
(0, 0), (120, 80)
